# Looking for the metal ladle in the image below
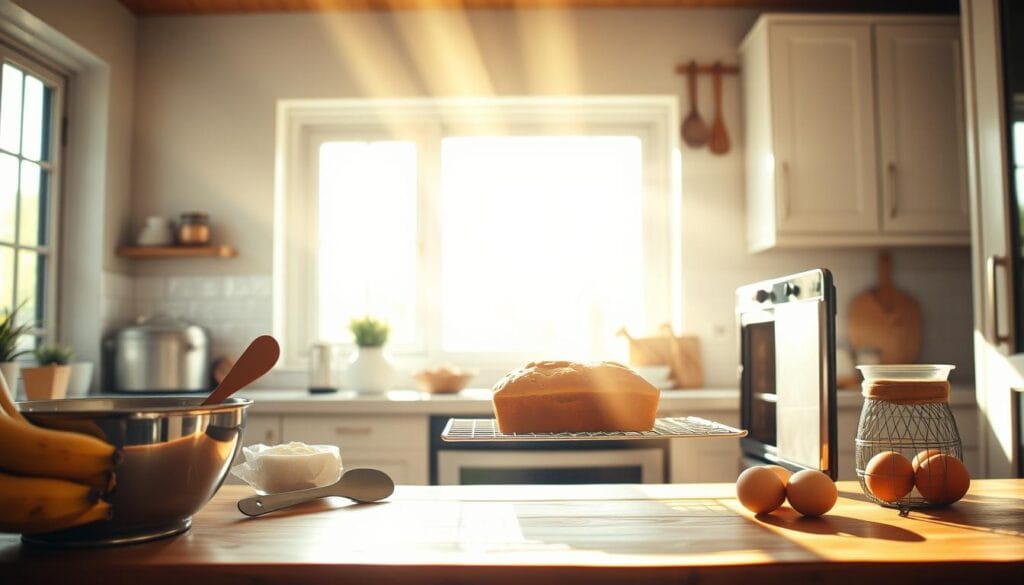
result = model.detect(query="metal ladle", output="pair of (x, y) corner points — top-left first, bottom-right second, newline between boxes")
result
(201, 335), (280, 406)
(237, 468), (395, 517)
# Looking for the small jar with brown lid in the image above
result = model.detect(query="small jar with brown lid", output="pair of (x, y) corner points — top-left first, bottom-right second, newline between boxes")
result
(854, 364), (963, 510)
(177, 211), (211, 246)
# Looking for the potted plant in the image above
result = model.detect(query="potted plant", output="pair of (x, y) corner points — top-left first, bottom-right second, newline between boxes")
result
(346, 316), (394, 394)
(22, 344), (74, 400)
(0, 302), (34, 400)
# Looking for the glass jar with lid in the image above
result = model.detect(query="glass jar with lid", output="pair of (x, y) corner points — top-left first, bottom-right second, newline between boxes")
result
(177, 211), (211, 246)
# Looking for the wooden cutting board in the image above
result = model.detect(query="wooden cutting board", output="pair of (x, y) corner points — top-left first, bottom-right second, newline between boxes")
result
(848, 251), (922, 364)
(620, 326), (703, 389)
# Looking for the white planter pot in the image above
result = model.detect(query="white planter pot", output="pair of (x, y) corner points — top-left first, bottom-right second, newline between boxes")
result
(0, 361), (20, 401)
(67, 362), (95, 398)
(346, 346), (395, 394)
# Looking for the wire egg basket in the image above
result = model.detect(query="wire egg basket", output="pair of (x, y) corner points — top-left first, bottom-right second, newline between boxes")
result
(854, 365), (962, 510)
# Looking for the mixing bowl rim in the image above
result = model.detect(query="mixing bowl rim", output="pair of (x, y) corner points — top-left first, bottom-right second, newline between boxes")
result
(18, 396), (253, 418)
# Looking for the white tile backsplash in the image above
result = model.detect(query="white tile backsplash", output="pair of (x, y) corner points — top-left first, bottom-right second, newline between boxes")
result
(133, 275), (273, 358)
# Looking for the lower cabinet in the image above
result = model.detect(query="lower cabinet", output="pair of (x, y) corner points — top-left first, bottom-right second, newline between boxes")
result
(667, 411), (743, 483)
(230, 413), (429, 485)
(281, 414), (429, 485)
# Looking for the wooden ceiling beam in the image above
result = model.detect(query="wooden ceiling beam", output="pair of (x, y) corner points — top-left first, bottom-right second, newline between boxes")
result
(118, 0), (958, 17)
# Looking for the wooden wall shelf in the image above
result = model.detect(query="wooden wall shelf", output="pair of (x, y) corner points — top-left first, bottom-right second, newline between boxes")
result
(117, 245), (238, 258)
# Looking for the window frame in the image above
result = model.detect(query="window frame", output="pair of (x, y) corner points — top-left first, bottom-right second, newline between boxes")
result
(0, 41), (64, 344)
(275, 96), (681, 370)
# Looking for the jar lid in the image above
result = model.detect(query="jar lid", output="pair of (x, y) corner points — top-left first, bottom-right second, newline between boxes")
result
(856, 364), (954, 382)
(180, 211), (209, 222)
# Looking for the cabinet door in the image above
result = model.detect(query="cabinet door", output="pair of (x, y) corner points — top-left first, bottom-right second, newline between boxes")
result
(876, 24), (969, 233)
(769, 24), (880, 233)
(242, 414), (282, 447)
(282, 415), (429, 485)
(667, 411), (741, 483)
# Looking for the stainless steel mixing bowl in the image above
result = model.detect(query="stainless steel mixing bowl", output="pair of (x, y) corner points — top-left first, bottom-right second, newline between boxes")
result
(18, 396), (251, 547)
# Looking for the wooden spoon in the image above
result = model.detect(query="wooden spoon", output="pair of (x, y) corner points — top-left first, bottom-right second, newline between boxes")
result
(237, 468), (395, 517)
(202, 335), (280, 406)
(681, 61), (710, 148)
(708, 61), (730, 155)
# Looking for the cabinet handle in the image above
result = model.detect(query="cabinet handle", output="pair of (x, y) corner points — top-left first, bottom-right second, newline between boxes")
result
(887, 163), (898, 218)
(986, 255), (1013, 347)
(779, 161), (791, 220)
(335, 426), (373, 436)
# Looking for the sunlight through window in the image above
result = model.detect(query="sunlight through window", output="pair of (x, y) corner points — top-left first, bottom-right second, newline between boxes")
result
(440, 136), (643, 357)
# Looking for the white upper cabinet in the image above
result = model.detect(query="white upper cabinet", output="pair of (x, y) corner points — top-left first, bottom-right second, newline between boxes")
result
(741, 15), (969, 252)
(875, 24), (969, 232)
(769, 24), (879, 234)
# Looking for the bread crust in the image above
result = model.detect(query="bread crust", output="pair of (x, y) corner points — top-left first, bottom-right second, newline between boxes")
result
(491, 361), (659, 433)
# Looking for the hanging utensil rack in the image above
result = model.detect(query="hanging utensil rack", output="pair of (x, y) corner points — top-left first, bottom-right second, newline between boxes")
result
(674, 61), (740, 154)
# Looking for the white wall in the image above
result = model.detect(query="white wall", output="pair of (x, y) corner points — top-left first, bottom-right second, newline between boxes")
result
(129, 8), (973, 387)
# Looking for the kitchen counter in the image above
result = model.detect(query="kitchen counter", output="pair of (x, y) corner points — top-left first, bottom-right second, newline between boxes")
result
(240, 387), (976, 415)
(2, 480), (1019, 584)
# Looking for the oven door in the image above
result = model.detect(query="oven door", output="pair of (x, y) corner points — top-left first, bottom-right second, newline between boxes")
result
(436, 448), (665, 485)
(738, 269), (837, 478)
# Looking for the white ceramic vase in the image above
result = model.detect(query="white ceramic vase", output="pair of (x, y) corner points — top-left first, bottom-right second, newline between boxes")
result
(347, 346), (395, 394)
(0, 362), (20, 401)
(67, 362), (95, 398)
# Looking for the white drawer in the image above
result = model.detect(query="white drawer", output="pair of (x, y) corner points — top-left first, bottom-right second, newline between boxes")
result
(282, 414), (428, 451)
(344, 449), (429, 485)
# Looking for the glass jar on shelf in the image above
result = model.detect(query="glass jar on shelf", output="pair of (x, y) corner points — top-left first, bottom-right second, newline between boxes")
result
(177, 211), (211, 246)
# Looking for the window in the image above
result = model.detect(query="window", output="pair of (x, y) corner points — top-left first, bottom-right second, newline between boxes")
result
(0, 44), (64, 345)
(277, 97), (680, 369)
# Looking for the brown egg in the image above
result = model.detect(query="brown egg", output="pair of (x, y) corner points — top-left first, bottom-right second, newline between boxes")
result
(915, 454), (970, 505)
(764, 464), (792, 484)
(736, 466), (786, 514)
(864, 451), (915, 503)
(911, 448), (943, 473)
(786, 470), (838, 517)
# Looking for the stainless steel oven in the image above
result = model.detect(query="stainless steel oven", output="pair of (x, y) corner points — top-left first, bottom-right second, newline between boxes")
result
(429, 416), (667, 485)
(737, 269), (838, 479)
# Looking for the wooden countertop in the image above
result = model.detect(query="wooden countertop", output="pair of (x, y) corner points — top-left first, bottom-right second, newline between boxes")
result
(2, 480), (1021, 584)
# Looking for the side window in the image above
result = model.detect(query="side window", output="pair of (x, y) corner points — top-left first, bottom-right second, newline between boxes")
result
(0, 46), (64, 347)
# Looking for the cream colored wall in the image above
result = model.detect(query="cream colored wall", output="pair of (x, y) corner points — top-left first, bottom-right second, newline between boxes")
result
(13, 0), (136, 273)
(130, 8), (974, 387)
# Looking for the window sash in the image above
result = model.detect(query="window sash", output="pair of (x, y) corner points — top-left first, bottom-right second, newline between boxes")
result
(0, 42), (64, 343)
(276, 97), (680, 369)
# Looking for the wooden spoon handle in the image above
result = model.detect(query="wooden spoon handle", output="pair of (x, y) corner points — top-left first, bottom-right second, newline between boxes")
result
(202, 335), (280, 406)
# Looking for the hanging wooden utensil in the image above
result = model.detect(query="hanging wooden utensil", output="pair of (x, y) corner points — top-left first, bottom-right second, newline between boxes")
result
(848, 251), (923, 364)
(708, 61), (730, 155)
(681, 60), (710, 148)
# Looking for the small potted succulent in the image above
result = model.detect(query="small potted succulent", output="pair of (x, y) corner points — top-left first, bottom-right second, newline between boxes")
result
(22, 344), (74, 400)
(346, 316), (394, 394)
(0, 302), (34, 399)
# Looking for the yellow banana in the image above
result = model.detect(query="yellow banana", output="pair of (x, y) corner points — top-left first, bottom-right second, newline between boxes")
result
(0, 470), (99, 524)
(3, 500), (112, 535)
(0, 412), (119, 483)
(0, 371), (26, 422)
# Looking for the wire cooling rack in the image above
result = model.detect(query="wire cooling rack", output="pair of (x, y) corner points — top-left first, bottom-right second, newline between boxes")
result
(441, 416), (747, 442)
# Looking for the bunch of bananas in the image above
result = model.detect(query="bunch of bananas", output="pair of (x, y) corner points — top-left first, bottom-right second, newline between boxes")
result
(0, 375), (119, 535)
